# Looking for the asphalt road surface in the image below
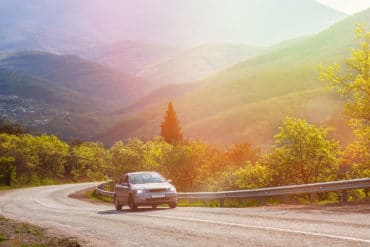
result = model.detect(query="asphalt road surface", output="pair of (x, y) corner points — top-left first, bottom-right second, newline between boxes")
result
(0, 183), (369, 246)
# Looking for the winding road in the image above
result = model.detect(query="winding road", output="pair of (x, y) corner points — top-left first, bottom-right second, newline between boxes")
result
(0, 183), (369, 246)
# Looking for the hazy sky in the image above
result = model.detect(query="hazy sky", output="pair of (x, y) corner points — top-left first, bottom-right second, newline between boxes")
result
(317, 0), (370, 14)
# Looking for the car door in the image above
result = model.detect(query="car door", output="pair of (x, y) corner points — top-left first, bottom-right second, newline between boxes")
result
(116, 175), (130, 204)
(121, 175), (130, 204)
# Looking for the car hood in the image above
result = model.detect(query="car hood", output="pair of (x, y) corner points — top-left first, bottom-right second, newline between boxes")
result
(131, 182), (173, 190)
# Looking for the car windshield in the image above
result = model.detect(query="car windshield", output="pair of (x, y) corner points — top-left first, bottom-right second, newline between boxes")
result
(130, 173), (166, 184)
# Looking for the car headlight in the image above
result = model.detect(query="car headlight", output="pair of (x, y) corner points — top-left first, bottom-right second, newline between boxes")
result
(167, 187), (176, 192)
(135, 189), (145, 194)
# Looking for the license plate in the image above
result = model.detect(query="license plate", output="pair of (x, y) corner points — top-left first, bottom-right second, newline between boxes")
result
(151, 194), (165, 198)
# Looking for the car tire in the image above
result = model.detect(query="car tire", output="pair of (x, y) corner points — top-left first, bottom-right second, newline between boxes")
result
(114, 196), (122, 211)
(152, 205), (158, 209)
(128, 194), (138, 210)
(169, 202), (177, 209)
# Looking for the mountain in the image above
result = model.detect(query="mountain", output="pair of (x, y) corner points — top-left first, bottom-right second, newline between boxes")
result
(78, 42), (264, 85)
(0, 0), (346, 52)
(137, 44), (264, 85)
(0, 68), (109, 139)
(0, 51), (151, 104)
(74, 41), (181, 77)
(98, 8), (370, 147)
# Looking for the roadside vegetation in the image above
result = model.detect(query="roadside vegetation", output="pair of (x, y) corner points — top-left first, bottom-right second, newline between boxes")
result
(0, 26), (368, 205)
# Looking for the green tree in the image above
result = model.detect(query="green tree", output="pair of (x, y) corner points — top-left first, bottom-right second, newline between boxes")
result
(320, 24), (370, 179)
(161, 101), (183, 144)
(71, 142), (111, 180)
(225, 143), (260, 167)
(111, 139), (146, 177)
(0, 157), (16, 186)
(319, 24), (369, 122)
(265, 117), (340, 185)
(234, 162), (272, 190)
(0, 119), (24, 135)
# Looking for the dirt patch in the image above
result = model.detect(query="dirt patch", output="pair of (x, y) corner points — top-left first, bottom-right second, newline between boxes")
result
(0, 215), (82, 247)
(68, 187), (111, 206)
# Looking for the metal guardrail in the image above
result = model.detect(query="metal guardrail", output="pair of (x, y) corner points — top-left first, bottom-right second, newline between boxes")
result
(95, 178), (370, 205)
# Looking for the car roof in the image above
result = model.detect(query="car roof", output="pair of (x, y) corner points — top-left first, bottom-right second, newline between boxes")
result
(125, 171), (159, 176)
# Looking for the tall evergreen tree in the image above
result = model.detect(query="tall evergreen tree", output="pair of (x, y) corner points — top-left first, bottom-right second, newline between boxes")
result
(161, 101), (183, 144)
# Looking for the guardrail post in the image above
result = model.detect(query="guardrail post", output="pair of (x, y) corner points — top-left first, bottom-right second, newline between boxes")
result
(309, 193), (317, 204)
(342, 190), (348, 203)
(219, 199), (224, 207)
(365, 188), (369, 198)
(189, 198), (193, 205)
(237, 198), (242, 206)
(259, 197), (266, 206)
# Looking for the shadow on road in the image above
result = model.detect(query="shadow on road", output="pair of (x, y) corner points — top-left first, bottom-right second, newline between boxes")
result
(98, 207), (169, 215)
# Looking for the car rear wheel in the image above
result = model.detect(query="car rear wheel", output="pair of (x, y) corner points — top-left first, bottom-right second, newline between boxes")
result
(128, 194), (138, 210)
(169, 202), (176, 209)
(114, 196), (122, 211)
(152, 205), (158, 209)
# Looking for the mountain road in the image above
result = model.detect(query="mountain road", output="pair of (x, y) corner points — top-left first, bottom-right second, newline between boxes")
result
(0, 183), (369, 246)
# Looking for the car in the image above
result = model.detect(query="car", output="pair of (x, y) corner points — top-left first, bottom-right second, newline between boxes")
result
(114, 171), (177, 210)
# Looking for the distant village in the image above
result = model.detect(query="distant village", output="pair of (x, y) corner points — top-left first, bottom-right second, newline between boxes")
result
(0, 94), (53, 127)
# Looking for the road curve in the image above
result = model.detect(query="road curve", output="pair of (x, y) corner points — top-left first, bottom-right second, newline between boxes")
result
(0, 183), (369, 247)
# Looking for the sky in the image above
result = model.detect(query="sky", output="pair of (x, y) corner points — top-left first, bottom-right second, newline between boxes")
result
(317, 0), (370, 14)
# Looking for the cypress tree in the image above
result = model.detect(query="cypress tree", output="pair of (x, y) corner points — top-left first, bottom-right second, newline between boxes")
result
(161, 101), (183, 144)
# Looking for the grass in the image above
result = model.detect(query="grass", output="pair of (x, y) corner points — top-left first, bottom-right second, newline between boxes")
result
(89, 190), (113, 203)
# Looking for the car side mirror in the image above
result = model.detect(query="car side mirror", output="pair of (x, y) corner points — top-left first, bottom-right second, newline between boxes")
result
(167, 179), (172, 183)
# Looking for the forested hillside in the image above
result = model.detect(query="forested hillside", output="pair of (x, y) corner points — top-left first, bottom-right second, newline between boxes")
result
(99, 9), (370, 147)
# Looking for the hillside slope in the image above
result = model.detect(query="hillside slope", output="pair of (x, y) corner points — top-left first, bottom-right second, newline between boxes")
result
(137, 44), (264, 85)
(0, 69), (109, 139)
(0, 51), (151, 104)
(99, 9), (370, 146)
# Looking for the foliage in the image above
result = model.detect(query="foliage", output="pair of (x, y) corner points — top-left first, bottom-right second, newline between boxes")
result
(319, 24), (370, 122)
(265, 117), (340, 185)
(320, 25), (370, 180)
(69, 142), (111, 180)
(0, 119), (24, 135)
(234, 162), (273, 190)
(160, 101), (183, 144)
(0, 157), (16, 186)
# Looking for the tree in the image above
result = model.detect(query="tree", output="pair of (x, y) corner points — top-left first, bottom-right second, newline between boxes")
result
(0, 119), (24, 135)
(319, 24), (370, 122)
(225, 143), (260, 167)
(265, 117), (340, 185)
(234, 162), (272, 190)
(320, 24), (370, 179)
(0, 157), (16, 186)
(160, 101), (183, 144)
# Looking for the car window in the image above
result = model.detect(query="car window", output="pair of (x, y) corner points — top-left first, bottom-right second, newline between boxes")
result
(130, 173), (165, 184)
(119, 175), (128, 184)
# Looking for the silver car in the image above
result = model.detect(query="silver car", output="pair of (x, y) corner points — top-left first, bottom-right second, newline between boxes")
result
(114, 171), (177, 210)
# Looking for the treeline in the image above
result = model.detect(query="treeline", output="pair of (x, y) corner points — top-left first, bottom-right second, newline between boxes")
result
(0, 116), (368, 191)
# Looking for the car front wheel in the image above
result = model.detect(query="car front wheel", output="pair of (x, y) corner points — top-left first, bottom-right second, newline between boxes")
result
(169, 202), (176, 209)
(114, 196), (122, 211)
(128, 194), (138, 210)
